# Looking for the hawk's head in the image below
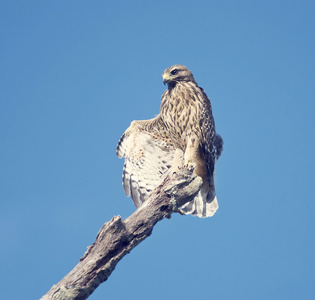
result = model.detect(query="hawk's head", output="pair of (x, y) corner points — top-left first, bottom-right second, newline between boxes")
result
(162, 65), (196, 87)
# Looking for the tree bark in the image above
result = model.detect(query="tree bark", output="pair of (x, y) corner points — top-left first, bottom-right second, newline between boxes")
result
(41, 168), (202, 300)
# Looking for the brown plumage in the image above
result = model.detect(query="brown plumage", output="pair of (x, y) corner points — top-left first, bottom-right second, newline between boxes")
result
(117, 65), (223, 218)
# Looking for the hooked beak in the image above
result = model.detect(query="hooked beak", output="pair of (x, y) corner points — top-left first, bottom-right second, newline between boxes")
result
(162, 73), (170, 85)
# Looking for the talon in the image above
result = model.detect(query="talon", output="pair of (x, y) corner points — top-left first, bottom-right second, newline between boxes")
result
(183, 162), (195, 171)
(175, 208), (185, 215)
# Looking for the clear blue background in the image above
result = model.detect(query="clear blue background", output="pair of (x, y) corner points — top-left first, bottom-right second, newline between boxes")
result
(1, 1), (314, 299)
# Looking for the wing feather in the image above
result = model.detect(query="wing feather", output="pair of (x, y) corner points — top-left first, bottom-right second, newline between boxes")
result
(117, 125), (175, 207)
(198, 88), (216, 178)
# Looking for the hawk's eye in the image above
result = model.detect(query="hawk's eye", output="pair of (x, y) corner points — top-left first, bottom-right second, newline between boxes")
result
(171, 69), (178, 75)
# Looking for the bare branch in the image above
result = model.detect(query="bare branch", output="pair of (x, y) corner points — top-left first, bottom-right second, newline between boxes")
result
(41, 168), (202, 300)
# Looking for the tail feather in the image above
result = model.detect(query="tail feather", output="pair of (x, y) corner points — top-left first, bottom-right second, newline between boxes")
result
(181, 192), (218, 218)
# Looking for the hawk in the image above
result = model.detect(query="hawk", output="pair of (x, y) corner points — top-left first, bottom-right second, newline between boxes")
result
(116, 65), (223, 218)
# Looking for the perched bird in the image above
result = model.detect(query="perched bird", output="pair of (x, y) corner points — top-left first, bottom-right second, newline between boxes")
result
(116, 65), (223, 218)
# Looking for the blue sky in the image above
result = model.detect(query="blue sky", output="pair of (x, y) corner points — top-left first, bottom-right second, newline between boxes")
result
(1, 1), (314, 299)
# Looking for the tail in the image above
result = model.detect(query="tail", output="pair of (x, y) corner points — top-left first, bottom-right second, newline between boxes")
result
(181, 133), (223, 218)
(180, 177), (218, 218)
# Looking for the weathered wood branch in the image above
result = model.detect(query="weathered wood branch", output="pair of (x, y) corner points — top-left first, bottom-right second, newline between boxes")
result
(41, 168), (202, 300)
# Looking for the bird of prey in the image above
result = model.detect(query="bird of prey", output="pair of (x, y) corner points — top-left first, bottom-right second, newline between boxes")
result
(116, 65), (223, 218)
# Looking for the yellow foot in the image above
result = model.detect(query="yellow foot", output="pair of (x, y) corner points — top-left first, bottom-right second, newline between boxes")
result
(166, 208), (184, 219)
(174, 208), (185, 215)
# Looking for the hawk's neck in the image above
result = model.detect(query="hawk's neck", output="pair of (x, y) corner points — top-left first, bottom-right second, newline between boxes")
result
(168, 81), (198, 95)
